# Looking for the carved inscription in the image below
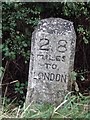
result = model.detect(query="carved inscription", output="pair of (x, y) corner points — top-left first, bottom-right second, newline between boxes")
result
(36, 37), (68, 83)
(38, 72), (67, 82)
(37, 54), (66, 62)
(39, 38), (67, 53)
(39, 38), (49, 51)
(57, 40), (67, 52)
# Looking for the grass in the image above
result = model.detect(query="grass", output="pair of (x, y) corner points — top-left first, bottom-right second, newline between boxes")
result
(0, 92), (90, 120)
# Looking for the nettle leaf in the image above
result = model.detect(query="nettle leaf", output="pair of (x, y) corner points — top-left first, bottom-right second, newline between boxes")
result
(3, 46), (9, 52)
(71, 71), (77, 81)
(9, 51), (16, 59)
(4, 51), (9, 57)
(20, 90), (24, 94)
(20, 86), (24, 89)
(23, 43), (28, 47)
(15, 82), (20, 87)
(21, 83), (25, 87)
(15, 88), (19, 92)
(0, 44), (3, 50)
(77, 26), (84, 33)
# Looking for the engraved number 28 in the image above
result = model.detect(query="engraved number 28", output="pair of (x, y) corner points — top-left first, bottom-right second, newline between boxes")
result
(39, 39), (67, 52)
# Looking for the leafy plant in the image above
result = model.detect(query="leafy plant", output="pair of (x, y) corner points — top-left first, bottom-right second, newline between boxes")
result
(71, 71), (77, 81)
(71, 70), (86, 82)
(2, 2), (41, 62)
(77, 25), (89, 44)
(15, 81), (28, 95)
(1, 91), (90, 119)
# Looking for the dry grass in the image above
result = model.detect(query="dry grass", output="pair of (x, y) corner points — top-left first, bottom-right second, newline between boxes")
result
(0, 92), (90, 119)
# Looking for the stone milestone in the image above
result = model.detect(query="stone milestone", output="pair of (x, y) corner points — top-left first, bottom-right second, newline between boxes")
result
(26, 18), (76, 105)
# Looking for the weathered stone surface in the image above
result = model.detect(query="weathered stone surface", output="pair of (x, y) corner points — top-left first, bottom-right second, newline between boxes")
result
(26, 18), (76, 105)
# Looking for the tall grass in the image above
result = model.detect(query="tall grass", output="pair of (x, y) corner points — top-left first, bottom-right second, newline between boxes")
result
(1, 92), (90, 119)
